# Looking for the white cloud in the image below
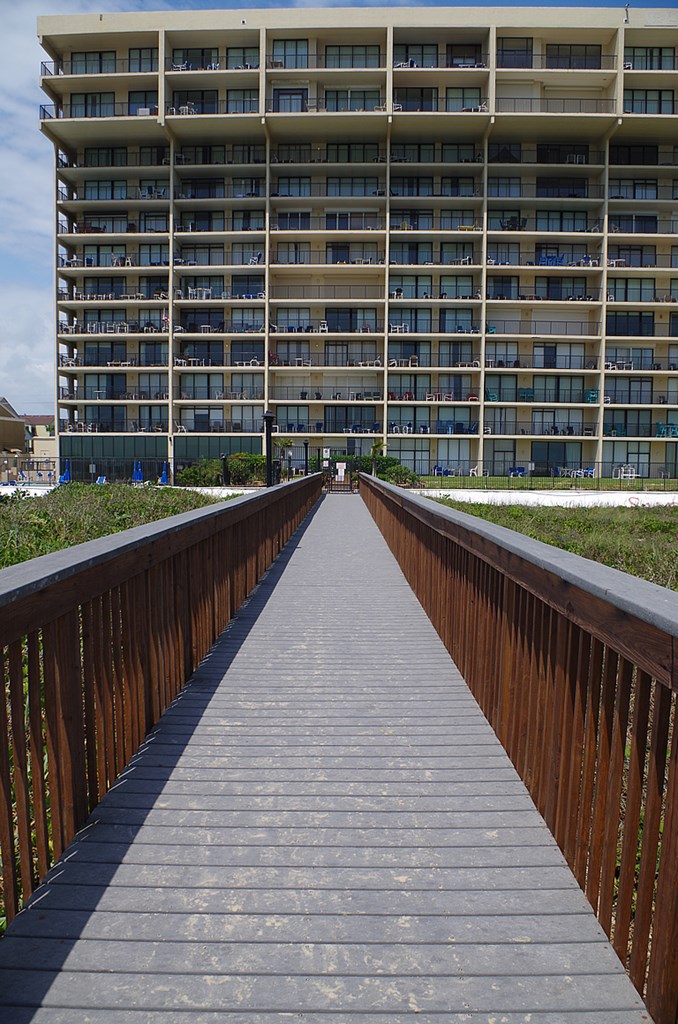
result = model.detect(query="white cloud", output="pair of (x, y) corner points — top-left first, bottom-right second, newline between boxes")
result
(0, 281), (54, 413)
(0, 0), (178, 413)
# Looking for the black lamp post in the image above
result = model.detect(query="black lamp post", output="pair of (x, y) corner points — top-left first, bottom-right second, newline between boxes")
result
(303, 439), (309, 476)
(263, 410), (274, 486)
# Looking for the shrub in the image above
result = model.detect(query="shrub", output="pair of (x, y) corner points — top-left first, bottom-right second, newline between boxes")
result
(0, 483), (220, 569)
(175, 459), (223, 486)
(383, 465), (420, 487)
(228, 452), (266, 485)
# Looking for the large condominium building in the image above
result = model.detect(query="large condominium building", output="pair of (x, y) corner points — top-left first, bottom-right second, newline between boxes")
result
(39, 7), (678, 479)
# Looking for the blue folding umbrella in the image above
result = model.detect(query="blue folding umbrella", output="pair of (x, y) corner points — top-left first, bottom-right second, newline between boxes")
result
(58, 458), (70, 484)
(159, 461), (169, 485)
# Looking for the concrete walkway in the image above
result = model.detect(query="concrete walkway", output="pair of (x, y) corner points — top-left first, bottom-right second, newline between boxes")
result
(0, 495), (650, 1022)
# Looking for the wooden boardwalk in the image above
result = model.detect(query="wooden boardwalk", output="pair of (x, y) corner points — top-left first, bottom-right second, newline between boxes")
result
(0, 495), (651, 1023)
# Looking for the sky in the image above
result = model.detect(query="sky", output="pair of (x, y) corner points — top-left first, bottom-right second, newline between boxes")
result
(0, 0), (674, 415)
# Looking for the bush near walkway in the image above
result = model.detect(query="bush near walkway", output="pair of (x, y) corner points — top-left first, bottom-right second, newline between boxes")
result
(435, 498), (678, 591)
(0, 484), (220, 570)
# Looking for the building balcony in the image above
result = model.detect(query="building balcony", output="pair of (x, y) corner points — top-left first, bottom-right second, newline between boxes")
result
(61, 420), (169, 434)
(271, 216), (386, 232)
(265, 53), (386, 70)
(269, 386), (383, 401)
(487, 319), (600, 337)
(41, 58), (160, 76)
(271, 250), (386, 265)
(175, 417), (264, 433)
(269, 348), (382, 368)
(495, 97), (615, 114)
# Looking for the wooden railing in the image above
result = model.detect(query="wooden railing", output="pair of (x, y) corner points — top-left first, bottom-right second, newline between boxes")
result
(360, 474), (677, 1024)
(0, 477), (321, 927)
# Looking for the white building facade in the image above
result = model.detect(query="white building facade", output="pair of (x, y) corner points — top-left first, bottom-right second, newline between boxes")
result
(39, 6), (678, 478)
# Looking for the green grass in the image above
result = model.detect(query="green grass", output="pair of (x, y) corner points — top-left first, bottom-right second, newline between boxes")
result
(0, 484), (224, 570)
(419, 474), (678, 492)
(433, 499), (678, 591)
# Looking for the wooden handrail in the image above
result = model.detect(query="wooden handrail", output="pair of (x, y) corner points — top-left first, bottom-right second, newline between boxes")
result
(360, 474), (677, 1024)
(0, 477), (322, 928)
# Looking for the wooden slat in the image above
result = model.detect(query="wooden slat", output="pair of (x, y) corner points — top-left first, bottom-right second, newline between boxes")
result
(573, 637), (604, 888)
(81, 600), (99, 810)
(27, 630), (49, 879)
(7, 640), (34, 899)
(598, 656), (633, 934)
(614, 669), (652, 962)
(645, 706), (678, 1023)
(629, 681), (672, 991)
(0, 647), (18, 922)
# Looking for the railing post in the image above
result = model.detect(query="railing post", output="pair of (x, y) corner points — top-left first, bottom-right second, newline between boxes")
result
(264, 409), (274, 486)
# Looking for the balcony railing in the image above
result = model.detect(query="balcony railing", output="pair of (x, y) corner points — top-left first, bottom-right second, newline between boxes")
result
(269, 386), (383, 401)
(269, 285), (384, 300)
(272, 216), (386, 231)
(487, 290), (603, 302)
(176, 388), (265, 401)
(495, 97), (616, 113)
(487, 184), (605, 199)
(608, 187), (678, 201)
(487, 319), (599, 336)
(270, 349), (382, 367)
(265, 53), (385, 69)
(41, 58), (159, 76)
(489, 147), (606, 165)
(393, 99), (490, 113)
(165, 56), (258, 71)
(176, 418), (264, 433)
(61, 420), (169, 433)
(609, 220), (678, 234)
(270, 250), (386, 265)
(483, 420), (599, 435)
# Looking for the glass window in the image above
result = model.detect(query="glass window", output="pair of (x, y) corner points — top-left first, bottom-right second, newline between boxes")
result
(447, 44), (483, 67)
(83, 147), (127, 167)
(271, 39), (308, 69)
(623, 90), (674, 114)
(70, 92), (115, 117)
(393, 143), (437, 162)
(325, 45), (381, 68)
(275, 176), (312, 196)
(497, 37), (533, 68)
(71, 51), (116, 74)
(324, 90), (380, 111)
(394, 88), (438, 112)
(487, 276), (519, 300)
(624, 46), (675, 71)
(488, 143), (522, 163)
(326, 177), (379, 196)
(129, 48), (158, 72)
(606, 311), (655, 336)
(326, 143), (380, 162)
(128, 91), (158, 115)
(172, 48), (219, 70)
(171, 90), (218, 114)
(446, 87), (482, 111)
(391, 177), (433, 197)
(389, 275), (432, 298)
(393, 44), (439, 68)
(608, 278), (655, 301)
(226, 47), (259, 69)
(83, 179), (127, 200)
(545, 44), (601, 69)
(227, 90), (258, 113)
